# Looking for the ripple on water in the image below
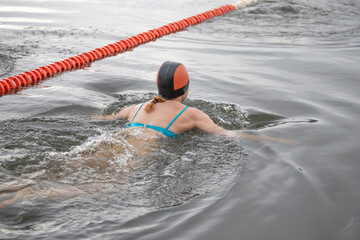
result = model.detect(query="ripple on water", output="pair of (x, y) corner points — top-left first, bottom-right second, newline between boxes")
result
(0, 91), (315, 238)
(0, 54), (14, 77)
(0, 94), (252, 237)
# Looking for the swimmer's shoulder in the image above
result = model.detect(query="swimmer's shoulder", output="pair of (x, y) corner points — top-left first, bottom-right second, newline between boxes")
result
(182, 106), (209, 121)
(117, 103), (142, 120)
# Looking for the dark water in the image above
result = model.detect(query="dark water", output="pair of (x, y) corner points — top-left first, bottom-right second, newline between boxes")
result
(1, 0), (360, 239)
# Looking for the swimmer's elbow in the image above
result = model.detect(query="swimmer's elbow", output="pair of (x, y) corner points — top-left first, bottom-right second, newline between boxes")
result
(91, 114), (113, 120)
(192, 110), (227, 135)
(195, 121), (227, 135)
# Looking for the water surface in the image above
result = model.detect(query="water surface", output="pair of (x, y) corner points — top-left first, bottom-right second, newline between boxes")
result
(1, 0), (360, 239)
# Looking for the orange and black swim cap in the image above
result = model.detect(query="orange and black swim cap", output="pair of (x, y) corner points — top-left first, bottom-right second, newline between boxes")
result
(156, 61), (189, 99)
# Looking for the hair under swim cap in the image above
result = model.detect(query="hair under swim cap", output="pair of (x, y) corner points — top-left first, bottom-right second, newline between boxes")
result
(156, 61), (189, 100)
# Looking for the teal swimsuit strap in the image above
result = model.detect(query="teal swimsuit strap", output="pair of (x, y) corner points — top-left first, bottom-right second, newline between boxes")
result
(131, 103), (144, 123)
(166, 106), (188, 130)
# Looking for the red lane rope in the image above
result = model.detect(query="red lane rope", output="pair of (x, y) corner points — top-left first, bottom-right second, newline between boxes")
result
(0, 0), (258, 96)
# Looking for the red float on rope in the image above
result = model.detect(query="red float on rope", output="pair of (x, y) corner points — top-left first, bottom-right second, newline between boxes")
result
(83, 52), (95, 62)
(32, 69), (43, 81)
(0, 80), (10, 92)
(35, 68), (46, 78)
(62, 60), (72, 70)
(0, 0), (258, 96)
(9, 77), (21, 87)
(0, 82), (6, 94)
(116, 41), (126, 52)
(47, 65), (57, 75)
(122, 39), (133, 51)
(19, 73), (32, 84)
(3, 78), (16, 89)
(41, 66), (52, 77)
(24, 71), (36, 82)
(15, 75), (27, 86)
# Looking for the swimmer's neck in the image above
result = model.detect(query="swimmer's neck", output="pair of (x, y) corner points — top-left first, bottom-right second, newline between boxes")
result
(165, 90), (188, 103)
(167, 97), (183, 103)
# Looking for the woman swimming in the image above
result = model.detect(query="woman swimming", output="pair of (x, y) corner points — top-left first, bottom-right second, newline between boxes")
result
(0, 61), (295, 208)
(94, 61), (295, 144)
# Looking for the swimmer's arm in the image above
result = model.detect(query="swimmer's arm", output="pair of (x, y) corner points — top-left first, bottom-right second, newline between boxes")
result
(191, 108), (228, 135)
(91, 105), (135, 121)
(236, 132), (297, 145)
(115, 105), (135, 120)
(191, 108), (296, 145)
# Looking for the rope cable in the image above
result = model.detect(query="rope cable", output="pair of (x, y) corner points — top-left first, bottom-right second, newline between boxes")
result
(0, 0), (258, 96)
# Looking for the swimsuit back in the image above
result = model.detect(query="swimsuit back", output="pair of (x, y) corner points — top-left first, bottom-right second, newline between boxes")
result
(126, 103), (188, 138)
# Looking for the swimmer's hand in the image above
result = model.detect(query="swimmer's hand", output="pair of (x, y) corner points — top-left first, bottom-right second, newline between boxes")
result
(91, 114), (117, 120)
(229, 131), (297, 146)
